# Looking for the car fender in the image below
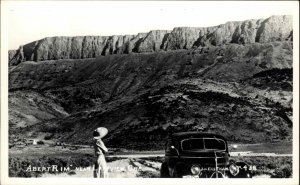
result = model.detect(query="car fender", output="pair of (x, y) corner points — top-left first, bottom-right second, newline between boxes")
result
(173, 162), (191, 177)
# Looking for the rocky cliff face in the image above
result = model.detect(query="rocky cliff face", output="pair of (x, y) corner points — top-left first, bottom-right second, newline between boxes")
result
(9, 15), (292, 66)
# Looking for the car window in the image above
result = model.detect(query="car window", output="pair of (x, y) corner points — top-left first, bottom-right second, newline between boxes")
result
(204, 138), (226, 150)
(181, 138), (226, 151)
(181, 138), (204, 150)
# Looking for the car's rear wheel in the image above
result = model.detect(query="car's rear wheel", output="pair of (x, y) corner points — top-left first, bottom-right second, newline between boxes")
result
(235, 162), (252, 178)
(173, 165), (184, 178)
(160, 162), (170, 178)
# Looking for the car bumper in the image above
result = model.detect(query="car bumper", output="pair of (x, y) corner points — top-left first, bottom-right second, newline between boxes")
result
(182, 175), (200, 178)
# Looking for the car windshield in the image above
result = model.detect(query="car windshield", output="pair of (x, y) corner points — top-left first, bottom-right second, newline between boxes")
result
(181, 138), (226, 151)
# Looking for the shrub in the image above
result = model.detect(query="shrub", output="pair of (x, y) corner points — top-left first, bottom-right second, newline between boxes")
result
(271, 164), (292, 178)
(44, 134), (54, 140)
(37, 141), (44, 145)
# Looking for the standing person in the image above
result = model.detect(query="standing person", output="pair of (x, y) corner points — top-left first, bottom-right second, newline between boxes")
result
(93, 127), (109, 178)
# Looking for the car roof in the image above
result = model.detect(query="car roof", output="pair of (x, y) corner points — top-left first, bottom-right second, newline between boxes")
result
(171, 132), (227, 140)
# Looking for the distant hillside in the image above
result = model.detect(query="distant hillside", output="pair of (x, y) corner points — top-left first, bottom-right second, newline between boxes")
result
(9, 39), (293, 149)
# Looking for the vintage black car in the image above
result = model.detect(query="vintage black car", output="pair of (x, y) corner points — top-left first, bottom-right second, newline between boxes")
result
(160, 132), (253, 178)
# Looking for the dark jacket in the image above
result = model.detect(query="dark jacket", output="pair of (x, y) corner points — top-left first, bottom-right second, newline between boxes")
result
(93, 139), (108, 155)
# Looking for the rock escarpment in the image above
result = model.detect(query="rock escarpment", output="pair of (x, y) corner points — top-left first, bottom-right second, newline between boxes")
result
(9, 15), (292, 66)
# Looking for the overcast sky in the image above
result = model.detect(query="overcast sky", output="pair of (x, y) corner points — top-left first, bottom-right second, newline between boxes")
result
(4, 1), (297, 50)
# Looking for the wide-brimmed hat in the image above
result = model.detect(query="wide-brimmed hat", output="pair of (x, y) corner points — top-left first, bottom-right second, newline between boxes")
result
(93, 127), (108, 139)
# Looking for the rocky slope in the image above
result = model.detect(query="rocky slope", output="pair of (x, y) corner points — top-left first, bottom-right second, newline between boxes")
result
(9, 39), (293, 148)
(9, 91), (68, 128)
(9, 15), (292, 66)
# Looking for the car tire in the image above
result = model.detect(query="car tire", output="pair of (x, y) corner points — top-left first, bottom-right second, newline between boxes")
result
(173, 165), (183, 178)
(160, 162), (170, 178)
(235, 162), (252, 178)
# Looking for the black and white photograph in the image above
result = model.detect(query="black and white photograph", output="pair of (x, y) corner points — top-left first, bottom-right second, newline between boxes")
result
(1, 1), (299, 185)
